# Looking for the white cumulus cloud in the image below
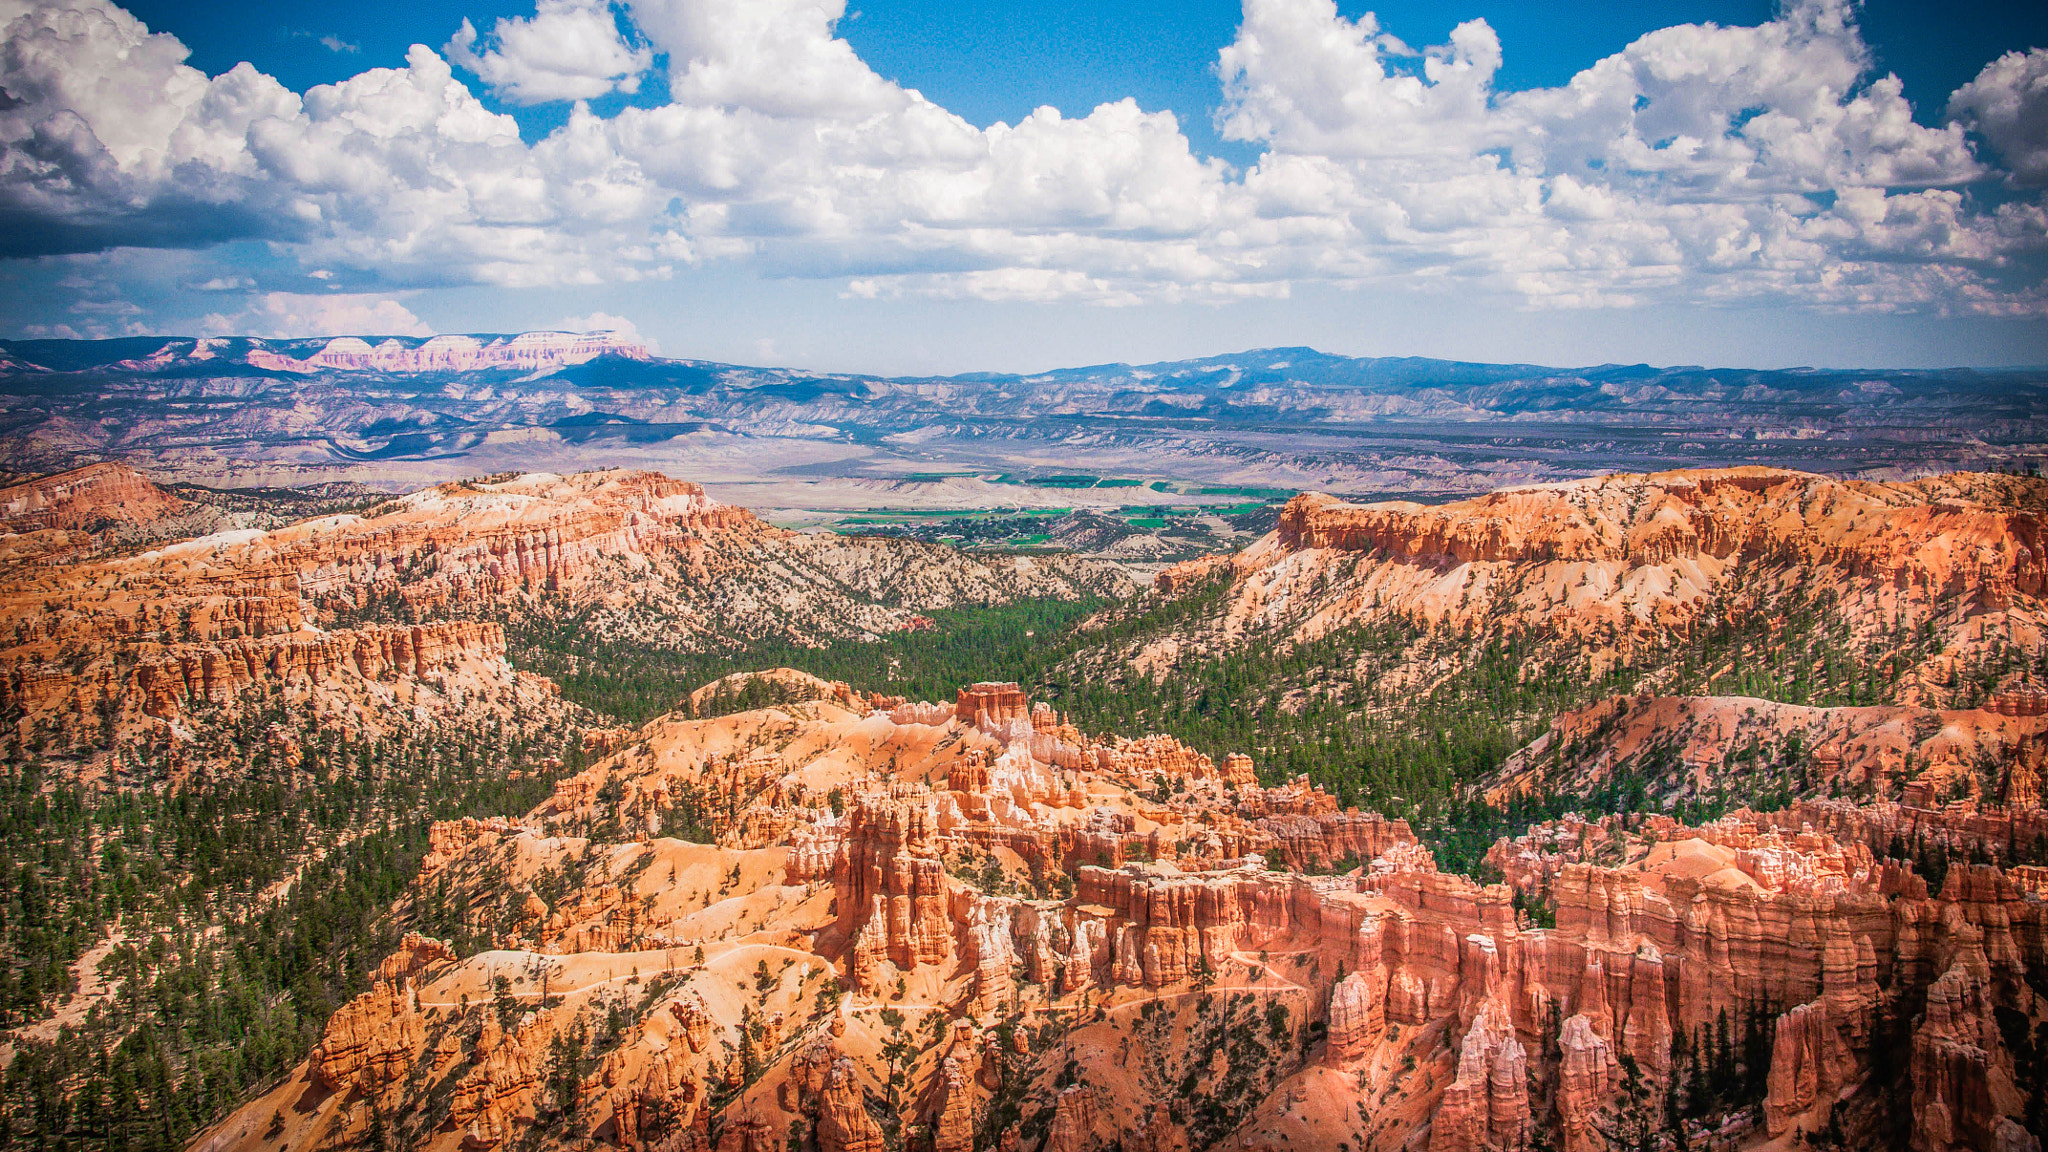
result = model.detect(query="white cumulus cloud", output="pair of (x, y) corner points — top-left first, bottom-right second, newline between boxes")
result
(1950, 49), (2048, 187)
(208, 292), (435, 338)
(631, 0), (905, 118)
(556, 309), (655, 351)
(447, 0), (651, 105)
(0, 0), (2042, 321)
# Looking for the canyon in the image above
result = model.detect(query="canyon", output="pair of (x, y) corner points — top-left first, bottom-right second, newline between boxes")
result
(0, 464), (1125, 783)
(4, 458), (2046, 1151)
(190, 676), (2047, 1152)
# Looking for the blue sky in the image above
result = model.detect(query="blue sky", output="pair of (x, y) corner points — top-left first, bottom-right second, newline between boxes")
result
(2, 0), (2045, 372)
(115, 0), (2037, 143)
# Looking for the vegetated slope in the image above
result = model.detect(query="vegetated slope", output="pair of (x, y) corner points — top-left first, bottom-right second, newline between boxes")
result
(1489, 688), (2048, 815)
(0, 466), (1129, 1150)
(179, 683), (2048, 1152)
(0, 466), (1129, 786)
(1036, 468), (2048, 865)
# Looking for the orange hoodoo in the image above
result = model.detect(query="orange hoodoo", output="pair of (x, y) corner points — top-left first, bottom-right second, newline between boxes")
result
(955, 681), (1030, 729)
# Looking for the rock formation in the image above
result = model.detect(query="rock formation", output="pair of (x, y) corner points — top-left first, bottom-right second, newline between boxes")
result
(0, 467), (1125, 782)
(307, 933), (452, 1095)
(189, 674), (2048, 1152)
(1274, 470), (2044, 605)
(0, 462), (184, 534)
(1132, 469), (2048, 718)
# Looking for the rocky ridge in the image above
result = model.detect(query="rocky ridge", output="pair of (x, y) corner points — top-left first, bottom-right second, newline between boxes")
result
(1144, 468), (2046, 699)
(1086, 468), (2048, 817)
(193, 678), (2047, 1152)
(0, 467), (1127, 782)
(0, 462), (186, 535)
(0, 462), (192, 565)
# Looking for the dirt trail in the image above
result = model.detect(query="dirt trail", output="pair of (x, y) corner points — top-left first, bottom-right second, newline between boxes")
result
(0, 929), (128, 1063)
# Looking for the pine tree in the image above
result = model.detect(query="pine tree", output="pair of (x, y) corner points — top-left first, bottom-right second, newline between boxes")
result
(1712, 1009), (1737, 1099)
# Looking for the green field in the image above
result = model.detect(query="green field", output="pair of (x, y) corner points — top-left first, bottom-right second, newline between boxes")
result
(1197, 485), (1298, 498)
(838, 507), (1071, 525)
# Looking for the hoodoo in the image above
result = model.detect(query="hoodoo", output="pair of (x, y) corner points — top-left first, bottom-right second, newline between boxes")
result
(3, 0), (2043, 1134)
(8, 462), (2042, 1152)
(189, 671), (2048, 1152)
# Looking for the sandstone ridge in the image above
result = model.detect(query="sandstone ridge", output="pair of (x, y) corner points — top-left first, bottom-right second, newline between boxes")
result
(194, 679), (2048, 1152)
(0, 468), (1126, 783)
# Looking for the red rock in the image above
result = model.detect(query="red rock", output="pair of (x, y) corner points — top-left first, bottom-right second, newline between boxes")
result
(956, 682), (1030, 731)
(450, 1013), (545, 1145)
(1555, 1013), (1616, 1152)
(1323, 968), (1386, 1065)
(1910, 957), (2015, 1152)
(815, 1057), (885, 1152)
(1276, 471), (2046, 603)
(1045, 1085), (1105, 1152)
(0, 462), (184, 534)
(307, 981), (423, 1095)
(1765, 999), (1828, 1135)
(928, 1056), (975, 1152)
(1430, 1000), (1531, 1152)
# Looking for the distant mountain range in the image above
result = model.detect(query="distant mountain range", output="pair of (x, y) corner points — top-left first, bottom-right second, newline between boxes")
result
(2, 332), (2042, 500)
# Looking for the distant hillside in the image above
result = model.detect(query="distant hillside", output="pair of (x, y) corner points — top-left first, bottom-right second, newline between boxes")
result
(2, 335), (2042, 500)
(1040, 466), (2048, 851)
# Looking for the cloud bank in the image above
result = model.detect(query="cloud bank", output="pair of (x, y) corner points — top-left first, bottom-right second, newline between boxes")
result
(0, 0), (2042, 322)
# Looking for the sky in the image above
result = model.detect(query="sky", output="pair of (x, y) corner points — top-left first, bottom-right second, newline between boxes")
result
(0, 0), (2044, 373)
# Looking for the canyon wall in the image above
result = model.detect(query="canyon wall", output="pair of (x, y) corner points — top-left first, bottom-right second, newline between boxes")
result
(199, 680), (2048, 1152)
(0, 467), (1125, 780)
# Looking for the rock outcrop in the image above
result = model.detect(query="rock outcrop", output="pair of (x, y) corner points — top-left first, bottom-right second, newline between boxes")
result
(193, 676), (2048, 1152)
(0, 467), (1125, 781)
(0, 462), (184, 534)
(1275, 470), (2045, 604)
(306, 933), (452, 1095)
(245, 331), (650, 375)
(815, 1057), (884, 1152)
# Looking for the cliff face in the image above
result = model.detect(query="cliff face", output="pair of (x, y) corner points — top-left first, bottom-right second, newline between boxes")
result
(0, 461), (195, 565)
(0, 469), (1127, 782)
(1137, 468), (2048, 711)
(195, 680), (2048, 1152)
(242, 331), (651, 375)
(1275, 470), (2045, 599)
(0, 462), (185, 534)
(127, 619), (512, 716)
